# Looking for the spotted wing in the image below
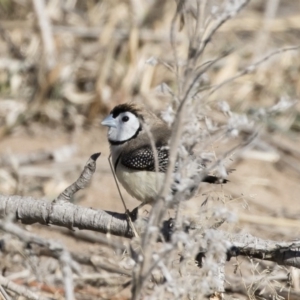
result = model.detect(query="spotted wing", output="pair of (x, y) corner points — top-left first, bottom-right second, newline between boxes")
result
(121, 146), (169, 173)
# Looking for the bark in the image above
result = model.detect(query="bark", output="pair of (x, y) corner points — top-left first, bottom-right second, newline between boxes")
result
(0, 194), (134, 238)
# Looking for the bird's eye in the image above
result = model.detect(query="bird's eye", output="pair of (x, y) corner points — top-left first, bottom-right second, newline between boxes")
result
(122, 116), (129, 122)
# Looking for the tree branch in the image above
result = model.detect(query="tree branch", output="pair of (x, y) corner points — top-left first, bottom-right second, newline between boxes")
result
(224, 230), (300, 268)
(1, 153), (299, 272)
(0, 194), (134, 238)
(0, 275), (49, 300)
(1, 192), (300, 269)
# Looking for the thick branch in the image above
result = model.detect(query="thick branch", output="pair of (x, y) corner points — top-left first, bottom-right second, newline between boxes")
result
(224, 231), (300, 268)
(0, 195), (134, 238)
(0, 152), (134, 238)
(55, 153), (100, 202)
(1, 194), (300, 268)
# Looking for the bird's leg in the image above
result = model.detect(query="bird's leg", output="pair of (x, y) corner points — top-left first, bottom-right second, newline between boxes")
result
(108, 154), (139, 237)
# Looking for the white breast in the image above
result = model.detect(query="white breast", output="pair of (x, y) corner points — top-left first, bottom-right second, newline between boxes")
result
(116, 164), (165, 204)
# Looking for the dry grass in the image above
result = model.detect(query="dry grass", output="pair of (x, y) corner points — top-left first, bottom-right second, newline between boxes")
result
(0, 0), (300, 299)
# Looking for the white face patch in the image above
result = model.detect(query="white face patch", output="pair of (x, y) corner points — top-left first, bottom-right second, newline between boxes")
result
(107, 112), (140, 143)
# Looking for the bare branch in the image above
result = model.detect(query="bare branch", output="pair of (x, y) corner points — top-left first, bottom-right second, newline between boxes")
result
(196, 0), (250, 59)
(0, 145), (77, 168)
(206, 45), (300, 98)
(0, 220), (78, 300)
(225, 273), (294, 299)
(1, 194), (300, 269)
(0, 194), (134, 238)
(58, 228), (126, 251)
(0, 284), (12, 300)
(0, 275), (49, 300)
(55, 153), (100, 202)
(32, 0), (57, 70)
(225, 230), (300, 268)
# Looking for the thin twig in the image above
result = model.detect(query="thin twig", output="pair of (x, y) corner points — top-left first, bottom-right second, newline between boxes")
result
(133, 2), (252, 297)
(108, 155), (128, 212)
(32, 0), (57, 70)
(0, 285), (12, 300)
(108, 155), (139, 238)
(196, 0), (250, 60)
(0, 275), (49, 300)
(0, 220), (78, 300)
(206, 45), (300, 98)
(170, 0), (182, 99)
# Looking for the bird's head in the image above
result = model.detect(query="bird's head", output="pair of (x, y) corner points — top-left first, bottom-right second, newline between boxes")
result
(101, 103), (143, 145)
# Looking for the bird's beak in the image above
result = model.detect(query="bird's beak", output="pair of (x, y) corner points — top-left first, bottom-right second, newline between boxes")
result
(101, 114), (117, 128)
